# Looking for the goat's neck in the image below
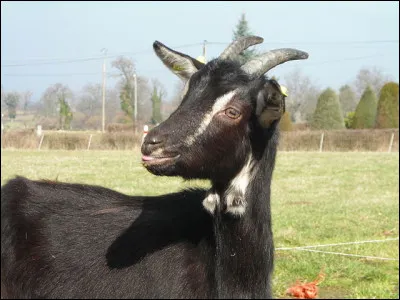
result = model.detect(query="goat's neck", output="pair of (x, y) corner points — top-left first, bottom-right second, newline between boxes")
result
(204, 128), (278, 298)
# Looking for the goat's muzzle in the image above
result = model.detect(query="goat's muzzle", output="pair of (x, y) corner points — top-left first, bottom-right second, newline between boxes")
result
(141, 132), (180, 169)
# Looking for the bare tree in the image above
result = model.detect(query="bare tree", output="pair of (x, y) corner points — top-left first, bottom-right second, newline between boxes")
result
(1, 84), (6, 111)
(111, 56), (136, 120)
(39, 83), (73, 129)
(283, 68), (321, 123)
(171, 80), (185, 106)
(353, 66), (393, 98)
(105, 87), (122, 123)
(4, 92), (20, 120)
(160, 80), (186, 120)
(77, 84), (102, 118)
(21, 91), (33, 113)
(137, 76), (152, 123)
(111, 56), (153, 125)
(114, 75), (152, 124)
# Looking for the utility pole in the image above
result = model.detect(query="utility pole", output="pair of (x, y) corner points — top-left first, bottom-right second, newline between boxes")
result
(1, 113), (4, 149)
(202, 40), (207, 62)
(101, 48), (107, 133)
(1, 85), (5, 148)
(133, 73), (138, 134)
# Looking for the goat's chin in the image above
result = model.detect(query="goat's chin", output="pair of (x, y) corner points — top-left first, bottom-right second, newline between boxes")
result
(143, 162), (179, 177)
(142, 161), (202, 179)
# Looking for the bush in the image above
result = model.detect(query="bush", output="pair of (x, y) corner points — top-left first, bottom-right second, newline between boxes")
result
(2, 129), (39, 149)
(2, 129), (398, 152)
(35, 116), (58, 130)
(43, 133), (89, 150)
(85, 115), (103, 130)
(344, 112), (355, 129)
(70, 111), (87, 130)
(278, 129), (398, 152)
(311, 88), (345, 130)
(106, 123), (135, 133)
(352, 86), (377, 129)
(292, 122), (311, 131)
(375, 82), (399, 128)
(98, 132), (139, 150)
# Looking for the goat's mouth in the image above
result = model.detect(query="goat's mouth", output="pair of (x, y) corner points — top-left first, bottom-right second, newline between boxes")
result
(142, 154), (180, 166)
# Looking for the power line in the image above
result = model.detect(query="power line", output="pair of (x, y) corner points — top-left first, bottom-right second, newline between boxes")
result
(1, 43), (204, 67)
(208, 40), (399, 45)
(1, 53), (146, 67)
(2, 40), (397, 67)
(2, 72), (103, 77)
(2, 54), (396, 77)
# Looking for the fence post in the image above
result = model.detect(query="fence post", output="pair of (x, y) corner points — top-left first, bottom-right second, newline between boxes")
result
(87, 134), (93, 150)
(36, 125), (42, 137)
(319, 132), (324, 152)
(388, 132), (394, 153)
(38, 134), (45, 150)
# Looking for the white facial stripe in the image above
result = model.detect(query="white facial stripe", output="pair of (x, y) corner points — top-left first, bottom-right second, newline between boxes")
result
(225, 155), (254, 216)
(202, 190), (220, 214)
(185, 90), (238, 146)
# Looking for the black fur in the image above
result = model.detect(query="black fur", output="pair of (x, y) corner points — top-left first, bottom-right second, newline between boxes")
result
(1, 178), (215, 299)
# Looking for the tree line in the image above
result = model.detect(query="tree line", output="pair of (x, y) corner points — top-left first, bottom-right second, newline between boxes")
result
(1, 13), (398, 131)
(1, 56), (166, 131)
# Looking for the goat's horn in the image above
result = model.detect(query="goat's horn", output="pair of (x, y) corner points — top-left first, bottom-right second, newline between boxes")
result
(219, 36), (264, 60)
(241, 48), (309, 77)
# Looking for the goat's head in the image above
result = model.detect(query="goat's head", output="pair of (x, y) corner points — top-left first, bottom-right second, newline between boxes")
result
(142, 36), (308, 183)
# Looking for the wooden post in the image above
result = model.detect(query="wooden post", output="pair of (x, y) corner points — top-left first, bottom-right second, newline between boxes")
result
(87, 134), (93, 150)
(319, 132), (324, 152)
(101, 48), (107, 133)
(38, 134), (44, 150)
(319, 133), (324, 152)
(388, 132), (394, 153)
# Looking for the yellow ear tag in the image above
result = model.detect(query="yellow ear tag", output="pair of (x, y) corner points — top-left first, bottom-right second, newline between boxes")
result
(280, 85), (288, 97)
(196, 55), (206, 64)
(172, 64), (185, 71)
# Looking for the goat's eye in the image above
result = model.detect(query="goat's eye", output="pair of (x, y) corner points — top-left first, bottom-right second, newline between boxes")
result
(225, 108), (241, 119)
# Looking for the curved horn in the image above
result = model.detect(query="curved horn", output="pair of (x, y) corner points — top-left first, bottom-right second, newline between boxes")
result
(219, 36), (264, 60)
(241, 48), (309, 78)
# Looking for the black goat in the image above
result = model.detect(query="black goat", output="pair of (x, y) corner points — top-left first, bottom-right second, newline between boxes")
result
(1, 36), (308, 299)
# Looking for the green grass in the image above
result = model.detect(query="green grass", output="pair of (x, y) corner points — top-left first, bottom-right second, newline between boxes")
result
(1, 150), (399, 299)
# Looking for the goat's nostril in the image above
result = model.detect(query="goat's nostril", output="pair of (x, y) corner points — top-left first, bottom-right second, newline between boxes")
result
(150, 137), (162, 145)
(146, 135), (163, 145)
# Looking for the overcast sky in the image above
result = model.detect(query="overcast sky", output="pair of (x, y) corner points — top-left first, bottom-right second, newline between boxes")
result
(1, 1), (399, 102)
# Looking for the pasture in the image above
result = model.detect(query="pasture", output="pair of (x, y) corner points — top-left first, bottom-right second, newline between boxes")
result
(1, 149), (399, 299)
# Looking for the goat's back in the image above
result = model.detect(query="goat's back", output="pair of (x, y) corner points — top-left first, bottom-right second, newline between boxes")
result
(1, 176), (214, 299)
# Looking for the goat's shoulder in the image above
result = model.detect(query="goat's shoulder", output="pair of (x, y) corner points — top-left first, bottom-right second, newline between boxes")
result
(1, 177), (214, 298)
(1, 176), (210, 231)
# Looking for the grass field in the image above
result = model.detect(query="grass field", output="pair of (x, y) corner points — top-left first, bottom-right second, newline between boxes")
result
(1, 149), (399, 299)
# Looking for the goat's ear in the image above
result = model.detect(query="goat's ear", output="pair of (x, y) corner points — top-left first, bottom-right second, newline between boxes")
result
(153, 41), (204, 81)
(256, 79), (286, 128)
